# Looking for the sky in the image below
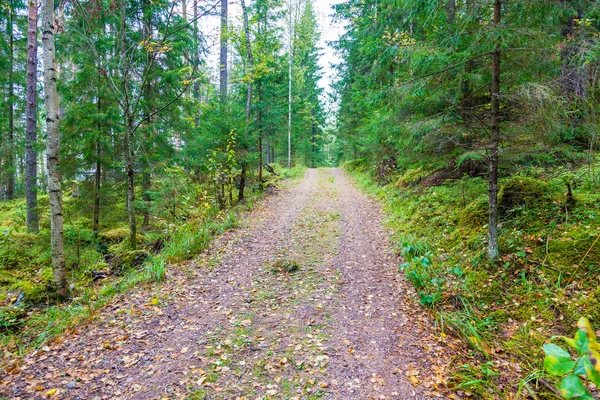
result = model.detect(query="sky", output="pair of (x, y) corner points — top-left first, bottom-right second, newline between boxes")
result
(313, 0), (345, 100)
(313, 0), (346, 121)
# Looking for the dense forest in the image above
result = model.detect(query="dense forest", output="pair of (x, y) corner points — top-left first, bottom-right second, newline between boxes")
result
(0, 0), (325, 308)
(1, 0), (600, 398)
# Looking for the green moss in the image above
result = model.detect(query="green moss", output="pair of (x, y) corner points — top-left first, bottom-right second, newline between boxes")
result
(120, 250), (149, 268)
(10, 280), (47, 303)
(498, 176), (547, 215)
(547, 226), (600, 270)
(459, 196), (488, 228)
(37, 267), (54, 285)
(98, 228), (132, 244)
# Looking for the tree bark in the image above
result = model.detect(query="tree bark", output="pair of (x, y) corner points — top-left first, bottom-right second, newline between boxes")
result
(258, 82), (263, 182)
(125, 119), (137, 250)
(311, 107), (316, 168)
(446, 0), (456, 24)
(42, 0), (67, 298)
(488, 0), (501, 261)
(142, 0), (152, 228)
(117, 0), (137, 250)
(220, 0), (228, 101)
(26, 0), (39, 232)
(192, 0), (200, 101)
(7, 0), (15, 200)
(288, 40), (293, 169)
(92, 96), (102, 233)
(239, 0), (254, 201)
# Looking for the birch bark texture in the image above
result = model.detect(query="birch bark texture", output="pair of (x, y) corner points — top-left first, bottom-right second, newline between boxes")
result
(42, 0), (67, 298)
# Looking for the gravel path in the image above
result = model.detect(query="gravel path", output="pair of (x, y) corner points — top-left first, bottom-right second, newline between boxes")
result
(2, 168), (450, 399)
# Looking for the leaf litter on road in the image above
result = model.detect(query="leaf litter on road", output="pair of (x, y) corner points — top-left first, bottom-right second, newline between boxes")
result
(1, 169), (459, 399)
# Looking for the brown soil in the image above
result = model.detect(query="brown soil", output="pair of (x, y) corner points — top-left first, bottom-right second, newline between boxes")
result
(1, 168), (455, 399)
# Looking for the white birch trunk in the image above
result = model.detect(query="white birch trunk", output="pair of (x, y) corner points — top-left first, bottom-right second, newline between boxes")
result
(42, 0), (67, 298)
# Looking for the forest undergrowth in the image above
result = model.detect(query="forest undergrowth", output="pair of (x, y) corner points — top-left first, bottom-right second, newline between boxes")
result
(0, 165), (305, 361)
(346, 157), (600, 399)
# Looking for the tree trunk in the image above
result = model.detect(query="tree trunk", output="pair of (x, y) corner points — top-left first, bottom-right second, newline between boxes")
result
(446, 0), (455, 24)
(92, 133), (101, 233)
(238, 163), (247, 202)
(142, 166), (151, 228)
(92, 94), (102, 233)
(488, 0), (501, 261)
(220, 0), (228, 101)
(26, 0), (39, 232)
(271, 145), (275, 165)
(142, 1), (152, 228)
(125, 119), (137, 250)
(239, 0), (254, 201)
(192, 0), (200, 102)
(42, 0), (67, 298)
(7, 0), (15, 200)
(287, 42), (293, 169)
(258, 82), (263, 182)
(311, 107), (316, 168)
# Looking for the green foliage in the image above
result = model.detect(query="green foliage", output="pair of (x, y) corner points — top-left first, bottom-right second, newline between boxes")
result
(543, 318), (600, 399)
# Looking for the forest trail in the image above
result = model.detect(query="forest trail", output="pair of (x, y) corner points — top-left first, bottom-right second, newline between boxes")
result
(2, 169), (451, 399)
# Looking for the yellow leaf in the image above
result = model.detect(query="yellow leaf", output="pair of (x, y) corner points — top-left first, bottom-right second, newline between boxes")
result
(46, 388), (59, 397)
(150, 298), (160, 306)
(578, 317), (597, 343)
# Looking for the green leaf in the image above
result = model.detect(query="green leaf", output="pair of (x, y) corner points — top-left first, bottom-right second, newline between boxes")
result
(574, 330), (591, 355)
(559, 374), (590, 399)
(543, 344), (575, 376)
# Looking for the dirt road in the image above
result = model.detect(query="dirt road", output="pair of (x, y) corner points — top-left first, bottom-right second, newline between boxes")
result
(2, 169), (450, 399)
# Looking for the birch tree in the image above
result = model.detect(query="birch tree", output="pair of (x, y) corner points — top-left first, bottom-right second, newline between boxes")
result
(42, 0), (67, 298)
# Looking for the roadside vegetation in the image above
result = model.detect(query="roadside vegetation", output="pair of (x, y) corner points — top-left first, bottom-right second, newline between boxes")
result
(346, 157), (600, 398)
